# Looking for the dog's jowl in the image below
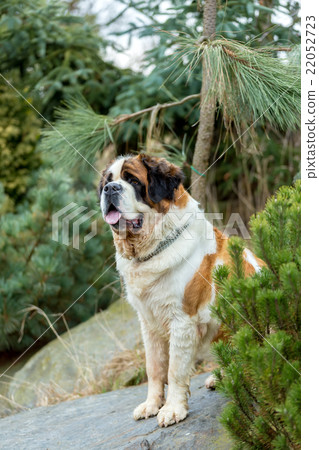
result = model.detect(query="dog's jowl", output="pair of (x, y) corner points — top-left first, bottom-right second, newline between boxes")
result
(98, 154), (264, 427)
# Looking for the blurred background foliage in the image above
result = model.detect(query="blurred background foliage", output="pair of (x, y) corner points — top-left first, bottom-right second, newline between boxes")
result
(0, 170), (117, 351)
(0, 0), (300, 352)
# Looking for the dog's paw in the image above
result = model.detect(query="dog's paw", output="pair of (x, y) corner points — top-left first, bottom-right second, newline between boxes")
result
(157, 403), (188, 427)
(205, 374), (217, 390)
(133, 400), (163, 420)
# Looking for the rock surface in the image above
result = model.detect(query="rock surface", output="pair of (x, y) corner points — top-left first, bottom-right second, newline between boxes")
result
(0, 373), (231, 449)
(7, 300), (141, 409)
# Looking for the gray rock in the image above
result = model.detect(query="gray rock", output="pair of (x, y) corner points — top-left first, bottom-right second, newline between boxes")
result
(0, 373), (232, 449)
(7, 300), (141, 409)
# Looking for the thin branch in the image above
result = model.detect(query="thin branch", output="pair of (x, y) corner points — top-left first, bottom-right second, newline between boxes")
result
(112, 93), (200, 124)
(95, 94), (200, 130)
(105, 5), (130, 27)
(222, 46), (252, 66)
(261, 47), (293, 52)
(25, 212), (51, 265)
(222, 45), (292, 65)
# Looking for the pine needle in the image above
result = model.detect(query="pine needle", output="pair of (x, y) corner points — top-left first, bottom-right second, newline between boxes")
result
(40, 98), (115, 168)
(40, 38), (300, 167)
(171, 36), (300, 133)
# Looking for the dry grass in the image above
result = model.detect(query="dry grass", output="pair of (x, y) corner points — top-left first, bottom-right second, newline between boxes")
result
(195, 359), (219, 376)
(1, 304), (217, 414)
(1, 304), (147, 414)
(34, 351), (216, 408)
(35, 347), (147, 407)
(1, 346), (217, 414)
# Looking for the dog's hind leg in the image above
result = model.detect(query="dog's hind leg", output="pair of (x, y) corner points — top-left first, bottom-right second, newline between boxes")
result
(205, 373), (218, 389)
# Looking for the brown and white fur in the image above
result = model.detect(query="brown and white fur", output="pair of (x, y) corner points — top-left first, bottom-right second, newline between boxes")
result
(98, 154), (264, 427)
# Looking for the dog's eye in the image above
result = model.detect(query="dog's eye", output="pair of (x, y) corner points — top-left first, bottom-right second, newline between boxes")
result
(125, 173), (140, 186)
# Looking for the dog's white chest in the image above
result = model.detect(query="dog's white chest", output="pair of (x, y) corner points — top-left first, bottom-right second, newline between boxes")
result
(120, 261), (177, 320)
(117, 244), (206, 335)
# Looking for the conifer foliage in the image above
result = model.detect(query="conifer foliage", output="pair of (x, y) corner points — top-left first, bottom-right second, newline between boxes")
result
(211, 182), (301, 449)
(0, 84), (42, 202)
(0, 169), (117, 352)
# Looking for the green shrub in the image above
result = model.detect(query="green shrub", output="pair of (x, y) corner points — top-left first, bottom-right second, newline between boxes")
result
(0, 0), (123, 118)
(212, 182), (301, 449)
(0, 168), (118, 351)
(0, 84), (42, 202)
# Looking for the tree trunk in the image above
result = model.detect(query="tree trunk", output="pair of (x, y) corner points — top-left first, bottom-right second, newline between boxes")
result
(191, 0), (217, 210)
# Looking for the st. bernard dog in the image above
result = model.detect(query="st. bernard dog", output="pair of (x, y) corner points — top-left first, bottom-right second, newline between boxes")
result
(98, 154), (264, 427)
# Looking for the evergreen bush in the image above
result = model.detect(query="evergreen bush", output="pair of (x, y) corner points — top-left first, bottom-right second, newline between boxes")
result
(212, 181), (301, 449)
(0, 168), (118, 352)
(0, 0), (124, 118)
(0, 84), (42, 202)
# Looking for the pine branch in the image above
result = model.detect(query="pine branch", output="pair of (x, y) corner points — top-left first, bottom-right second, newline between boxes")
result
(106, 93), (200, 127)
(40, 94), (200, 167)
(172, 37), (301, 132)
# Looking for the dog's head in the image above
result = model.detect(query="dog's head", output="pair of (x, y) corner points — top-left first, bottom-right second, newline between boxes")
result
(98, 154), (185, 234)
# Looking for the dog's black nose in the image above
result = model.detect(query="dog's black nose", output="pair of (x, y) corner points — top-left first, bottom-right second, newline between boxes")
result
(103, 182), (123, 194)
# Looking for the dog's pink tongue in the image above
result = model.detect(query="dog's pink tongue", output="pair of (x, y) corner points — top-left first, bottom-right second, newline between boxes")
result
(104, 210), (121, 225)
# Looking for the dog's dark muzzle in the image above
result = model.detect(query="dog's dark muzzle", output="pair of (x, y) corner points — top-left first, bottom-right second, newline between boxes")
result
(103, 182), (123, 206)
(103, 182), (123, 198)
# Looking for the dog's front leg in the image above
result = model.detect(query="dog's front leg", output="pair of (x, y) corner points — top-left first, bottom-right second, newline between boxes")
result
(157, 317), (198, 427)
(133, 320), (169, 420)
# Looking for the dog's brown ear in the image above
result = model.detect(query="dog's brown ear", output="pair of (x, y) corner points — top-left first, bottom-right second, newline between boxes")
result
(141, 155), (185, 203)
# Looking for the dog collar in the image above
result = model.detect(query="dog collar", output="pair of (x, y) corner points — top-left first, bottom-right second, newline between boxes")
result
(135, 221), (191, 263)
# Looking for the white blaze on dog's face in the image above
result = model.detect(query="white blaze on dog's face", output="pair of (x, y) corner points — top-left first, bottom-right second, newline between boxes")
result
(98, 154), (186, 234)
(99, 157), (147, 228)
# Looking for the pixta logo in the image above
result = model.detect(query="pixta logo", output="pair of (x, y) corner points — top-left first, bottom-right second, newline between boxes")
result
(52, 203), (98, 249)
